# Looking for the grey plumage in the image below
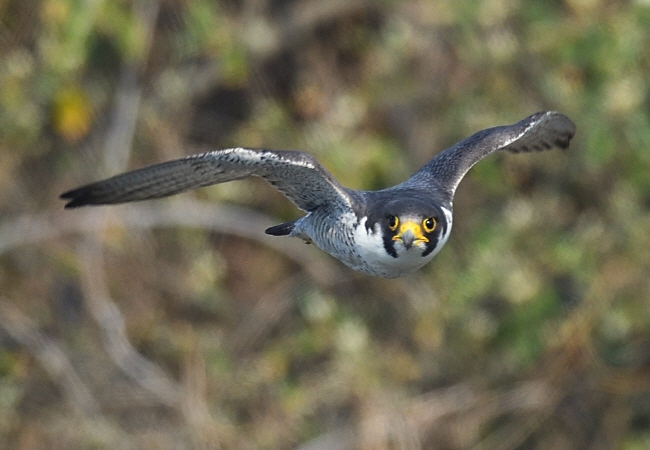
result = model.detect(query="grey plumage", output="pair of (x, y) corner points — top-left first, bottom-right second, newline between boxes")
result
(61, 111), (576, 277)
(62, 148), (357, 213)
(407, 110), (576, 204)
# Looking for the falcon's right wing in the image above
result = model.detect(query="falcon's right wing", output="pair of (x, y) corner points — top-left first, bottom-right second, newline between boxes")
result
(61, 148), (356, 213)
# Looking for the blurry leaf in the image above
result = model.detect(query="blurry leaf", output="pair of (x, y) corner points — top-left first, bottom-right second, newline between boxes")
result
(51, 86), (92, 142)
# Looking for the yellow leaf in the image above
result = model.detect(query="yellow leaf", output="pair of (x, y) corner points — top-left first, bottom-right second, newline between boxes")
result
(52, 86), (92, 142)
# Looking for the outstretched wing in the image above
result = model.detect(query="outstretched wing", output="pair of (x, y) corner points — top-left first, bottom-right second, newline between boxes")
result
(61, 147), (355, 212)
(407, 111), (576, 199)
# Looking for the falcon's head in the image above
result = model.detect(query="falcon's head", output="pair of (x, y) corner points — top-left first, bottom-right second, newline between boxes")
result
(365, 196), (452, 260)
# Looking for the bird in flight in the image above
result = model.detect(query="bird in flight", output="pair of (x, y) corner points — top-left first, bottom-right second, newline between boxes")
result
(61, 111), (575, 278)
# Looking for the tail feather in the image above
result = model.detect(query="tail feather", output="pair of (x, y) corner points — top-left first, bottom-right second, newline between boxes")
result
(265, 219), (299, 236)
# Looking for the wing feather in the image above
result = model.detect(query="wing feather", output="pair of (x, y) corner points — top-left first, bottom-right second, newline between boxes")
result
(407, 111), (576, 200)
(60, 148), (355, 212)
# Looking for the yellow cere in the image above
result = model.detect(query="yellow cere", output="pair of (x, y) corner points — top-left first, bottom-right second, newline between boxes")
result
(393, 221), (429, 243)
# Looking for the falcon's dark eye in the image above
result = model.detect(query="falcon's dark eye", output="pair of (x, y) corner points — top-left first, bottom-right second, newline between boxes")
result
(388, 215), (399, 231)
(422, 217), (436, 233)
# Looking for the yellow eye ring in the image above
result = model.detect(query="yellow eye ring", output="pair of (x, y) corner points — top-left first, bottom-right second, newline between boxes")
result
(388, 215), (399, 231)
(422, 217), (436, 233)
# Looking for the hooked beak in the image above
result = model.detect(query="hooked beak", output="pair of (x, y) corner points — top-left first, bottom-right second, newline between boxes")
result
(392, 221), (428, 249)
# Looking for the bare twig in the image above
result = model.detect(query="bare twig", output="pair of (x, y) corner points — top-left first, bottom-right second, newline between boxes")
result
(103, 0), (160, 174)
(78, 237), (182, 407)
(0, 299), (100, 416)
(242, 0), (381, 58)
(296, 381), (557, 450)
(0, 200), (347, 286)
(77, 227), (230, 446)
(181, 349), (234, 448)
(226, 274), (302, 354)
(473, 268), (618, 450)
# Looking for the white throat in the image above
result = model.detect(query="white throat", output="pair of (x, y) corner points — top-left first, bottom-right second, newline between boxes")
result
(352, 218), (435, 277)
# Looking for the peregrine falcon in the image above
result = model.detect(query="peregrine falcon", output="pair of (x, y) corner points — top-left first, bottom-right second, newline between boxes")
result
(61, 111), (575, 278)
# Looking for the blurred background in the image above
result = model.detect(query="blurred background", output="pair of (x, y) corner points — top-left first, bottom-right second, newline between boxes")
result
(1, 0), (650, 448)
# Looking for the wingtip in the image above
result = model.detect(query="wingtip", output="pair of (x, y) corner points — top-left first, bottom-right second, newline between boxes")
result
(59, 187), (93, 208)
(555, 134), (574, 150)
(550, 112), (577, 148)
(60, 190), (75, 208)
(62, 199), (84, 209)
(532, 110), (576, 150)
(60, 198), (85, 209)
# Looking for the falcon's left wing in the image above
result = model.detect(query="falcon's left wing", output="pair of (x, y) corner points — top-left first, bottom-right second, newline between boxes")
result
(406, 111), (576, 200)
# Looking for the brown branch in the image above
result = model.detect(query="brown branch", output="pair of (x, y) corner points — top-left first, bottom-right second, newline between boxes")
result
(0, 200), (347, 286)
(103, 0), (160, 175)
(0, 299), (101, 416)
(226, 274), (303, 354)
(77, 237), (182, 407)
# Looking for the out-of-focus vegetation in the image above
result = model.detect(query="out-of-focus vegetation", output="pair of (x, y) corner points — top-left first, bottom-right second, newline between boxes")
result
(1, 0), (649, 448)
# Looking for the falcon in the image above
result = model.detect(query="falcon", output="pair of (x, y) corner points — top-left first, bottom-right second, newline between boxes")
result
(61, 111), (576, 278)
